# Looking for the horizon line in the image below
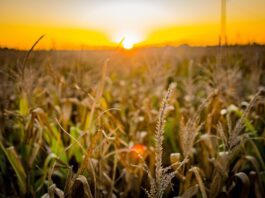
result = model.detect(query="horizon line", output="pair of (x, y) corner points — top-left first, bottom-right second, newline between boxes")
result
(1, 42), (264, 52)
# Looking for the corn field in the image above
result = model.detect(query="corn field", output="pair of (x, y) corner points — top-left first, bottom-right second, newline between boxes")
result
(0, 44), (264, 197)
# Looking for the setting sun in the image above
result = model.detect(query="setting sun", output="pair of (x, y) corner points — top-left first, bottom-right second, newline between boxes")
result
(122, 38), (135, 50)
(113, 33), (141, 50)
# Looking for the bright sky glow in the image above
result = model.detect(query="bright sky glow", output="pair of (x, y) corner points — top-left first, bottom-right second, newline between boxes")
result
(0, 0), (265, 49)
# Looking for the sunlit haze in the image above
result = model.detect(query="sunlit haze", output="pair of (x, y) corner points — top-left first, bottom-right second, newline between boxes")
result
(1, 0), (265, 49)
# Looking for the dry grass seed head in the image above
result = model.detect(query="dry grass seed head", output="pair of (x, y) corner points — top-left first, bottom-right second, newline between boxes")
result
(147, 84), (176, 198)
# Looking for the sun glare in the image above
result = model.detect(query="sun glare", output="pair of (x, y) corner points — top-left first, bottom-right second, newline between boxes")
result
(122, 38), (134, 50)
(113, 32), (141, 50)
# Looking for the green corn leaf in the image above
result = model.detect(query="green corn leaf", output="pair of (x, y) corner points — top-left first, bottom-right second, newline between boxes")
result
(0, 143), (26, 195)
(19, 91), (29, 116)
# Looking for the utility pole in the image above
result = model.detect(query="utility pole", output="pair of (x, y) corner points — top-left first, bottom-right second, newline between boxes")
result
(220, 0), (227, 46)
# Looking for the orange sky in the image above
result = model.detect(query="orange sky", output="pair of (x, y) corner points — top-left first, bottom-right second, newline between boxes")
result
(1, 0), (265, 49)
